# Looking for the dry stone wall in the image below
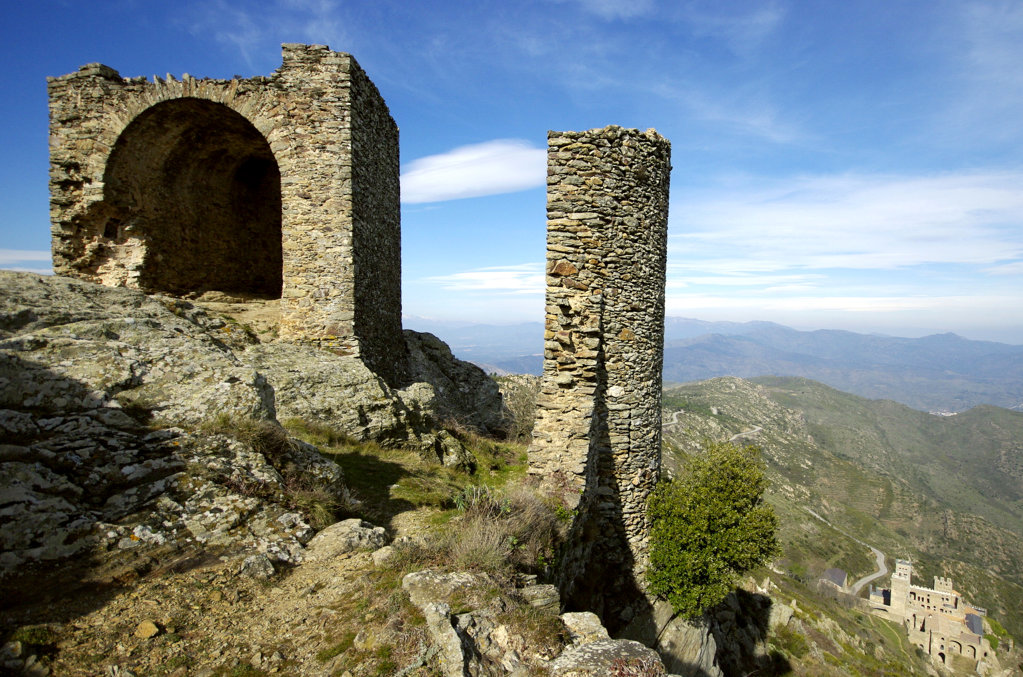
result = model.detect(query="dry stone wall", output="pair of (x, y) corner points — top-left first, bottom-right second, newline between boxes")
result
(47, 44), (405, 384)
(528, 126), (670, 627)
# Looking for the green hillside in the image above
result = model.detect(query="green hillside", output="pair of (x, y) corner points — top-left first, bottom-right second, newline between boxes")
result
(663, 376), (1023, 642)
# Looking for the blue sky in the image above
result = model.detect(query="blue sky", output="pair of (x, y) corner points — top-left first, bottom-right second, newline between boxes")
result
(2, 1), (1023, 343)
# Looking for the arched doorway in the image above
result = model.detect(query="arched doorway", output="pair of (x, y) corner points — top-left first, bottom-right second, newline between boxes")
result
(103, 98), (282, 296)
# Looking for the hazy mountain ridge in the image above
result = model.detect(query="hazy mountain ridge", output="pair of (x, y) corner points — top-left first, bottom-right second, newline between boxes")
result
(406, 316), (1023, 413)
(661, 376), (1023, 641)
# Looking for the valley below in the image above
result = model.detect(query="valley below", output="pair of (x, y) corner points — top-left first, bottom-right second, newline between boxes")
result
(661, 375), (1023, 648)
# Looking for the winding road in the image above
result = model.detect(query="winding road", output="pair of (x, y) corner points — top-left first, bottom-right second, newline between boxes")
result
(805, 508), (888, 594)
(729, 426), (762, 443)
(662, 406), (889, 594)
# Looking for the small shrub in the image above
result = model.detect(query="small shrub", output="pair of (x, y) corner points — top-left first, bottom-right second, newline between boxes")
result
(495, 375), (540, 442)
(647, 441), (778, 619)
(201, 414), (294, 465)
(771, 622), (810, 659)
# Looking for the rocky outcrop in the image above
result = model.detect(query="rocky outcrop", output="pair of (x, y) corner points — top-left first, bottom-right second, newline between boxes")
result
(401, 568), (682, 677)
(621, 599), (721, 677)
(0, 271), (505, 571)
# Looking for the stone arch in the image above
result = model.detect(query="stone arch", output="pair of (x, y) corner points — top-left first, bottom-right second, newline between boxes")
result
(949, 640), (963, 654)
(99, 98), (282, 296)
(50, 45), (407, 385)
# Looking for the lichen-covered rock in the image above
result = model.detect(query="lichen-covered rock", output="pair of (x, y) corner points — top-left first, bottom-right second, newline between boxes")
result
(244, 341), (421, 445)
(404, 330), (507, 436)
(0, 271), (502, 572)
(304, 518), (389, 561)
(621, 599), (721, 677)
(402, 569), (572, 676)
(402, 569), (483, 609)
(548, 638), (665, 676)
(239, 553), (276, 579)
(560, 612), (610, 645)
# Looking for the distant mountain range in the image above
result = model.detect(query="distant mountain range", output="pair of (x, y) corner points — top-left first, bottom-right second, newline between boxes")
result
(404, 316), (1023, 413)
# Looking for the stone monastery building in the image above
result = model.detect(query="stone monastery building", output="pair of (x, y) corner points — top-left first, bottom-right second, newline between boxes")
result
(871, 559), (990, 667)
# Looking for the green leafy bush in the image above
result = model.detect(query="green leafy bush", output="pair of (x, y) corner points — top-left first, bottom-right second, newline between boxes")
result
(647, 441), (778, 619)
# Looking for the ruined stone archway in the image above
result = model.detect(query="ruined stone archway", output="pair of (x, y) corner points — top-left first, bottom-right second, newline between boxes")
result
(49, 45), (407, 385)
(101, 98), (282, 296)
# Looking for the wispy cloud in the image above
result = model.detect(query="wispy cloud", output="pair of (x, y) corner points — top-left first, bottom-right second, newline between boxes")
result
(425, 263), (545, 294)
(681, 2), (786, 55)
(671, 171), (1023, 273)
(653, 82), (803, 144)
(184, 0), (349, 68)
(553, 0), (656, 21)
(0, 249), (52, 275)
(927, 2), (1023, 150)
(401, 140), (546, 204)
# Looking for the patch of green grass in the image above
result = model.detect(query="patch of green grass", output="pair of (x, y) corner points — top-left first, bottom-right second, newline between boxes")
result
(9, 625), (56, 647)
(282, 417), (355, 448)
(315, 631), (356, 662)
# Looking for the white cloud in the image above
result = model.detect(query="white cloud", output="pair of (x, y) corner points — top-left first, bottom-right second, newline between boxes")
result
(984, 261), (1023, 276)
(1, 250), (52, 275)
(670, 171), (1023, 273)
(401, 140), (546, 204)
(0, 249), (51, 264)
(425, 263), (545, 294)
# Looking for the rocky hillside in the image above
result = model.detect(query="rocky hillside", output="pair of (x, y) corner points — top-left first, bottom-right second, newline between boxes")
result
(0, 271), (726, 677)
(663, 376), (1023, 673)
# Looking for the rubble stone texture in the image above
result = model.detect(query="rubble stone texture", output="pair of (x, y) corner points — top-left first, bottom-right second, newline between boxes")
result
(528, 126), (671, 627)
(46, 44), (405, 384)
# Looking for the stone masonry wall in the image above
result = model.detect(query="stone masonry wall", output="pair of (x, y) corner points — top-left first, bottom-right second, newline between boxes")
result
(47, 44), (405, 385)
(528, 126), (670, 626)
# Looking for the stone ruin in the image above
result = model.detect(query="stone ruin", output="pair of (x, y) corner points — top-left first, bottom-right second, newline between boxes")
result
(47, 44), (404, 384)
(47, 43), (672, 630)
(528, 126), (671, 627)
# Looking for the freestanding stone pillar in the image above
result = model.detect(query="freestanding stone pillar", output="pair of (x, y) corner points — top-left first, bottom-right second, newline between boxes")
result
(47, 44), (405, 384)
(528, 126), (671, 627)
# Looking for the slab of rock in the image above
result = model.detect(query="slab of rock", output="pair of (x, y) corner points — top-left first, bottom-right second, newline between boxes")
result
(520, 584), (560, 614)
(134, 620), (160, 639)
(620, 599), (721, 677)
(422, 602), (469, 677)
(304, 519), (388, 561)
(371, 545), (396, 567)
(768, 601), (794, 629)
(560, 612), (609, 645)
(549, 638), (665, 676)
(402, 569), (481, 609)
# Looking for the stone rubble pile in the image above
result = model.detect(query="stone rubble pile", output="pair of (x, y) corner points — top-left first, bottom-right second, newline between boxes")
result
(400, 568), (680, 677)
